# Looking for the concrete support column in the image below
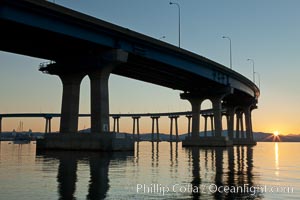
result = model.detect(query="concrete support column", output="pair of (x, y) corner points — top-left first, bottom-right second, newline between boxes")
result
(225, 114), (230, 137)
(186, 115), (192, 137)
(133, 118), (136, 137)
(244, 106), (252, 140)
(112, 116), (120, 133)
(136, 117), (140, 141)
(211, 97), (223, 137)
(181, 93), (206, 138)
(240, 113), (245, 138)
(89, 69), (112, 134)
(181, 88), (233, 147)
(116, 117), (120, 133)
(88, 49), (128, 134)
(45, 117), (52, 133)
(169, 116), (173, 141)
(169, 115), (179, 142)
(175, 116), (179, 141)
(203, 115), (208, 137)
(190, 99), (202, 138)
(132, 116), (140, 141)
(183, 98), (203, 138)
(0, 117), (2, 134)
(59, 73), (85, 133)
(49, 117), (52, 133)
(156, 117), (160, 142)
(151, 116), (160, 142)
(45, 119), (48, 134)
(226, 108), (235, 140)
(209, 115), (214, 136)
(235, 112), (241, 139)
(249, 109), (254, 140)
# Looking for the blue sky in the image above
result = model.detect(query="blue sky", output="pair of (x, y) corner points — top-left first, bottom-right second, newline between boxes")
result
(1, 0), (300, 134)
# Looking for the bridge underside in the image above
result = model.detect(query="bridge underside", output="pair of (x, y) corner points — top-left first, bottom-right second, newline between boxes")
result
(1, 19), (224, 93)
(1, 18), (249, 106)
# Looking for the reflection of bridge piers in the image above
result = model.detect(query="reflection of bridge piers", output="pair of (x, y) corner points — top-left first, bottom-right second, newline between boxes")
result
(36, 151), (133, 200)
(188, 146), (256, 199)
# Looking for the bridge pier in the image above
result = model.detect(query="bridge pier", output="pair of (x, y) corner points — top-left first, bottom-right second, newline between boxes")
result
(235, 111), (241, 140)
(203, 115), (208, 137)
(240, 112), (245, 139)
(89, 69), (112, 134)
(169, 115), (179, 142)
(186, 115), (192, 137)
(226, 107), (235, 140)
(180, 94), (203, 139)
(59, 73), (85, 133)
(211, 96), (223, 137)
(44, 117), (52, 134)
(181, 91), (232, 147)
(37, 50), (134, 151)
(203, 114), (215, 137)
(112, 116), (120, 133)
(151, 116), (160, 142)
(235, 111), (245, 140)
(132, 116), (140, 141)
(209, 115), (215, 136)
(244, 106), (252, 140)
(232, 105), (256, 145)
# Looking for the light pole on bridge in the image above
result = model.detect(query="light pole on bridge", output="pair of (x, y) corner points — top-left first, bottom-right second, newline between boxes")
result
(222, 36), (232, 69)
(247, 58), (255, 83)
(169, 1), (181, 48)
(254, 71), (261, 89)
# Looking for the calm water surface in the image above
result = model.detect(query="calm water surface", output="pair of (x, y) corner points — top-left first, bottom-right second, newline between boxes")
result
(0, 141), (299, 199)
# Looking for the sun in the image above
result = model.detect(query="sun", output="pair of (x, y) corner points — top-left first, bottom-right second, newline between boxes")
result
(272, 131), (281, 142)
(274, 131), (280, 136)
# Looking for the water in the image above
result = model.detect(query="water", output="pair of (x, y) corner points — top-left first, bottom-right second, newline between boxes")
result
(0, 141), (299, 199)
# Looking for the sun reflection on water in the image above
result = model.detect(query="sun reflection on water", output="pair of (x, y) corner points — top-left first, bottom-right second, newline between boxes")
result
(275, 142), (279, 176)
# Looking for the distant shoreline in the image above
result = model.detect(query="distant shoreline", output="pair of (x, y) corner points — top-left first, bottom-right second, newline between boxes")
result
(1, 131), (300, 142)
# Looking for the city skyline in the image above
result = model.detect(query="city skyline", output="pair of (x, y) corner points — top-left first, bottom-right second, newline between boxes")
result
(1, 0), (300, 135)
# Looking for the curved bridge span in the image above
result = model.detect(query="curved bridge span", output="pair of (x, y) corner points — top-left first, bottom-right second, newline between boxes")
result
(0, 0), (259, 149)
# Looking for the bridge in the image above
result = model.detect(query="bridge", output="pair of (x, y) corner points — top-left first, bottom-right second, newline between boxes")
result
(0, 0), (259, 150)
(0, 108), (235, 142)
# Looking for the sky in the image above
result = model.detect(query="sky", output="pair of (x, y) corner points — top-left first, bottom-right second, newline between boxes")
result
(1, 0), (300, 135)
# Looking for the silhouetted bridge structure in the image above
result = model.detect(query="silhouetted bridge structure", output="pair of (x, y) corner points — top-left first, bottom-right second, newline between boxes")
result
(0, 111), (210, 141)
(0, 108), (253, 144)
(0, 0), (259, 150)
